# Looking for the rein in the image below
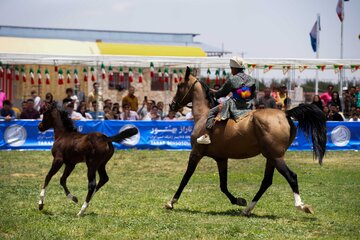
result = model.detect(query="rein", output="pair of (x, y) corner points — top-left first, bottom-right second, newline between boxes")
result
(172, 80), (199, 109)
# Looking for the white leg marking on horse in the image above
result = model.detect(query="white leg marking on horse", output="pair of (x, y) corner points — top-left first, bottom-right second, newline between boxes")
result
(242, 201), (257, 215)
(77, 201), (89, 217)
(39, 188), (46, 204)
(294, 193), (304, 207)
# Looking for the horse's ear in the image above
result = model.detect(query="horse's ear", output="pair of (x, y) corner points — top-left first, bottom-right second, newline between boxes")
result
(185, 66), (191, 81)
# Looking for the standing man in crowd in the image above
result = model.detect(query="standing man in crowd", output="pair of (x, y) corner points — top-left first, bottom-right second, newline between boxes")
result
(31, 90), (41, 112)
(256, 87), (276, 109)
(122, 86), (139, 112)
(320, 84), (334, 107)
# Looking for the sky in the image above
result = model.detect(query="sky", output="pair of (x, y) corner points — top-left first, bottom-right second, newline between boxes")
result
(0, 0), (359, 82)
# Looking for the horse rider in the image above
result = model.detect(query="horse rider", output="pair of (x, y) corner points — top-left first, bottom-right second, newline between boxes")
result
(197, 56), (255, 144)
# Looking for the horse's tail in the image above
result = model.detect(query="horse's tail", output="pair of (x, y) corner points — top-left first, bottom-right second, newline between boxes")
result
(286, 104), (327, 165)
(108, 127), (138, 143)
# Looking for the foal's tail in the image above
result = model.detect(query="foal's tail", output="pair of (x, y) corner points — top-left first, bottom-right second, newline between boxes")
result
(286, 104), (327, 165)
(108, 127), (138, 143)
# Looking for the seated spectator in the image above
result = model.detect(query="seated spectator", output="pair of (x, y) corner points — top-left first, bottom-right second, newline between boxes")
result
(157, 101), (166, 119)
(143, 105), (161, 120)
(328, 91), (342, 112)
(66, 103), (84, 120)
(311, 95), (324, 111)
(112, 105), (121, 120)
(0, 100), (16, 121)
(323, 105), (330, 120)
(88, 100), (98, 119)
(348, 112), (359, 122)
(21, 100), (27, 112)
(104, 105), (114, 120)
(77, 105), (93, 119)
(104, 99), (113, 110)
(164, 110), (178, 120)
(138, 99), (155, 120)
(121, 103), (139, 120)
(256, 87), (276, 109)
(63, 88), (79, 110)
(328, 104), (344, 121)
(20, 99), (40, 119)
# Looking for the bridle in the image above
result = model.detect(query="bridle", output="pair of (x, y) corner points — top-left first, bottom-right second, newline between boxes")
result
(171, 79), (199, 110)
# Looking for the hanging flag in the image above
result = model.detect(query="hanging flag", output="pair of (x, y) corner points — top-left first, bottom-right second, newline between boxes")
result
(309, 17), (320, 53)
(334, 65), (343, 73)
(108, 66), (113, 82)
(21, 67), (26, 82)
(336, 0), (344, 22)
(66, 70), (71, 84)
(351, 65), (359, 73)
(83, 67), (88, 82)
(74, 69), (79, 84)
(119, 67), (124, 82)
(247, 64), (256, 74)
(101, 63), (106, 80)
(30, 68), (35, 85)
(6, 65), (11, 80)
(45, 69), (50, 85)
(15, 66), (20, 80)
(128, 67), (133, 82)
(138, 68), (143, 83)
(179, 69), (183, 82)
(90, 67), (95, 81)
(316, 65), (326, 71)
(215, 69), (220, 85)
(58, 68), (64, 85)
(37, 68), (42, 84)
(54, 64), (58, 73)
(206, 68), (211, 84)
(0, 62), (3, 74)
(222, 70), (227, 85)
(282, 66), (291, 75)
(299, 65), (308, 73)
(263, 65), (273, 73)
(150, 62), (155, 78)
(164, 68), (169, 83)
(173, 69), (178, 83)
(158, 68), (162, 83)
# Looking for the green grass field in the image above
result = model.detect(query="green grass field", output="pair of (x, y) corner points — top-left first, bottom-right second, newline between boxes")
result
(0, 150), (359, 239)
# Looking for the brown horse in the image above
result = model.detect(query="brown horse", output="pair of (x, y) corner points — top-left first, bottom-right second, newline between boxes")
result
(165, 67), (327, 216)
(38, 102), (138, 216)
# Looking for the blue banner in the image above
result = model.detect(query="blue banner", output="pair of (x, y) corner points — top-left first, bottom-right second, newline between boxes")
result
(0, 120), (359, 151)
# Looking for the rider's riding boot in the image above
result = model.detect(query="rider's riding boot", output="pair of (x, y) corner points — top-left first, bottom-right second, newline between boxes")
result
(197, 133), (211, 144)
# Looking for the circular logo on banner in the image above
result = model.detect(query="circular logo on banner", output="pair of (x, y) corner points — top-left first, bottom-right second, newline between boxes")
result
(4, 124), (27, 147)
(119, 124), (140, 147)
(331, 125), (351, 147)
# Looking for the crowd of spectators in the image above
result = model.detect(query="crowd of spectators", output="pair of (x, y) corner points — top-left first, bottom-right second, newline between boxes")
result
(1, 83), (359, 122)
(0, 83), (193, 122)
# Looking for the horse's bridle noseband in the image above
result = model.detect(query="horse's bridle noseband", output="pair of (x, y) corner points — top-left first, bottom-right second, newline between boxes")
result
(171, 80), (199, 110)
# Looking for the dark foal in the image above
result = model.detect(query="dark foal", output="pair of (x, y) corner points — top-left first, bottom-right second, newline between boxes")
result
(38, 102), (138, 216)
(165, 67), (327, 215)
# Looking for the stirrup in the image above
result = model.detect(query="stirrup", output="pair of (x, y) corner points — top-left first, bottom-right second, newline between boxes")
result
(197, 134), (211, 144)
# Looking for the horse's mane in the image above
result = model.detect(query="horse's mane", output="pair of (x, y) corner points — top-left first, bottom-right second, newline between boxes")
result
(59, 110), (78, 132)
(198, 80), (219, 108)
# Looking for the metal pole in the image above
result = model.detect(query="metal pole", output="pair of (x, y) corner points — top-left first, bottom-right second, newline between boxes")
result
(315, 13), (320, 95)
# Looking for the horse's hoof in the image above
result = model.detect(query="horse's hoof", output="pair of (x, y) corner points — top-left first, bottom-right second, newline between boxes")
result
(297, 204), (314, 214)
(39, 204), (44, 211)
(241, 210), (251, 217)
(72, 196), (78, 203)
(164, 202), (174, 210)
(236, 197), (247, 206)
(77, 211), (84, 217)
